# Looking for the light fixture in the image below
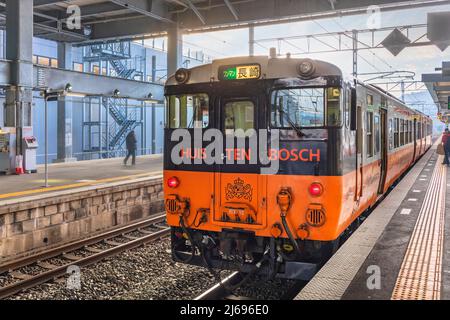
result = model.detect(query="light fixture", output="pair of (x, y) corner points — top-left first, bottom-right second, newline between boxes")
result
(65, 83), (73, 93)
(174, 68), (190, 84)
(83, 25), (92, 37)
(297, 59), (316, 78)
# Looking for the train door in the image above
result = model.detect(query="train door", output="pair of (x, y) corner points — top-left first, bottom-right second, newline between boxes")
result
(355, 106), (363, 201)
(213, 96), (268, 229)
(378, 108), (388, 194)
(413, 118), (417, 161)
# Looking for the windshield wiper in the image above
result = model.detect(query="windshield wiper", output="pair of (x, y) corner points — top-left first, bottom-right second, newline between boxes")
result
(276, 105), (306, 137)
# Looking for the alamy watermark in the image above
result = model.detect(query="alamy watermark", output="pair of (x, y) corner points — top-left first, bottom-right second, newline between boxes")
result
(66, 265), (81, 290)
(366, 265), (381, 290)
(169, 129), (322, 175)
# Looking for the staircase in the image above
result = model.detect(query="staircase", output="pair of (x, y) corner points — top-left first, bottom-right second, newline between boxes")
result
(83, 41), (143, 80)
(103, 98), (141, 150)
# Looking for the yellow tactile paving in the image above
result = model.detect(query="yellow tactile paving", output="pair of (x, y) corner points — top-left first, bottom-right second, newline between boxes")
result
(391, 155), (447, 300)
(0, 172), (158, 200)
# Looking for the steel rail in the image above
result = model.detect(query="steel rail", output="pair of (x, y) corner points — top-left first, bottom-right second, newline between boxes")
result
(0, 213), (166, 274)
(0, 214), (169, 299)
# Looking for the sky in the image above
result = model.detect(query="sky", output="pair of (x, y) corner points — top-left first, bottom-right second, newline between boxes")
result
(180, 3), (450, 109)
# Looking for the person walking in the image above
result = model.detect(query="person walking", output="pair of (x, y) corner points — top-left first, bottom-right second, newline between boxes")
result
(442, 128), (450, 166)
(124, 130), (137, 166)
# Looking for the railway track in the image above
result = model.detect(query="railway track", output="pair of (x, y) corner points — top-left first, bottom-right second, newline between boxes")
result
(0, 213), (169, 299)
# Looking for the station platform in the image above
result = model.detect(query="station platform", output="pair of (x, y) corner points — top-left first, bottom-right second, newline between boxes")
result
(296, 140), (449, 300)
(0, 155), (163, 201)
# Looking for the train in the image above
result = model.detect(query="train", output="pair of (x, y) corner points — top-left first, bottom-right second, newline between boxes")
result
(163, 55), (432, 281)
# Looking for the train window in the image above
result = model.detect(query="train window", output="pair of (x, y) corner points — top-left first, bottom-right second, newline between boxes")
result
(345, 88), (351, 128)
(374, 115), (380, 154)
(271, 88), (325, 128)
(366, 112), (374, 158)
(394, 118), (399, 148)
(367, 94), (373, 106)
(167, 94), (209, 129)
(224, 100), (255, 137)
(408, 120), (412, 143)
(418, 122), (422, 139)
(327, 88), (342, 126)
(400, 119), (405, 146)
(389, 119), (394, 150)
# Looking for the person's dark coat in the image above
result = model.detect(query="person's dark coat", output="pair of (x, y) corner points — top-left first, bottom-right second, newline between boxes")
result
(126, 131), (137, 151)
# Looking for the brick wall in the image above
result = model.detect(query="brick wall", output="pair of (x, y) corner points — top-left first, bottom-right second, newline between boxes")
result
(0, 177), (163, 262)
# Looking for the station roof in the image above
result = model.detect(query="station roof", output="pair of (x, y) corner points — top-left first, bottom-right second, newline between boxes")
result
(1, 0), (449, 43)
(422, 61), (450, 115)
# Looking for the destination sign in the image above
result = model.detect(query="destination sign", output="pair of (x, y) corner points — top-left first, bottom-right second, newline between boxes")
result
(219, 64), (261, 80)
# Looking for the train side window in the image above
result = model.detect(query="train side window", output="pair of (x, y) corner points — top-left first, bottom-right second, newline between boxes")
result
(418, 122), (422, 139)
(327, 87), (342, 126)
(394, 118), (399, 148)
(400, 119), (405, 146)
(388, 119), (393, 150)
(167, 93), (209, 129)
(374, 115), (380, 154)
(408, 120), (412, 143)
(404, 120), (409, 144)
(345, 88), (351, 128)
(225, 100), (255, 137)
(367, 94), (373, 106)
(366, 112), (374, 158)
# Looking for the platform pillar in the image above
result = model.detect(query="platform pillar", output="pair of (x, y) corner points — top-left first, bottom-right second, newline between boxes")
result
(4, 0), (34, 164)
(167, 26), (183, 77)
(54, 42), (77, 163)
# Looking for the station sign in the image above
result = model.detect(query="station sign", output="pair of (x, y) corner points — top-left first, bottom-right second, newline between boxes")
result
(219, 64), (261, 81)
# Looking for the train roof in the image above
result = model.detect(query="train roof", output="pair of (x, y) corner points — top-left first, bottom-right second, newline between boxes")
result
(166, 55), (342, 86)
(166, 55), (431, 121)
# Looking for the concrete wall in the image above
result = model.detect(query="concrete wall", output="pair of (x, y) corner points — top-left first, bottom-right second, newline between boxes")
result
(0, 177), (163, 262)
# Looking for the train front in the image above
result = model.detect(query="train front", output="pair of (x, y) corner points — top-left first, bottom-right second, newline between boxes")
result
(164, 56), (352, 281)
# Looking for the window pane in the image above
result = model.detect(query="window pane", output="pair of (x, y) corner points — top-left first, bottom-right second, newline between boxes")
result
(37, 56), (50, 66)
(327, 87), (341, 126)
(225, 100), (254, 136)
(271, 88), (325, 127)
(167, 94), (209, 129)
(375, 115), (380, 154)
(366, 112), (373, 157)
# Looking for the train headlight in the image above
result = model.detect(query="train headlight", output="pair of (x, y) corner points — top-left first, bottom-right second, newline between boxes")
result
(175, 68), (190, 84)
(167, 176), (180, 188)
(297, 59), (315, 78)
(308, 182), (323, 197)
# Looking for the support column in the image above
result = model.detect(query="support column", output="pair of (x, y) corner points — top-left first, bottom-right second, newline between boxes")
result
(151, 55), (157, 82)
(167, 26), (183, 77)
(54, 42), (76, 163)
(249, 24), (255, 56)
(5, 0), (34, 167)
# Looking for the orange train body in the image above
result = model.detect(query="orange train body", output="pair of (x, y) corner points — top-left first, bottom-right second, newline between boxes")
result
(163, 56), (433, 280)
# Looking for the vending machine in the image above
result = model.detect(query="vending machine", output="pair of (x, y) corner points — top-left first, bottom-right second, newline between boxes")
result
(0, 131), (13, 174)
(23, 136), (38, 173)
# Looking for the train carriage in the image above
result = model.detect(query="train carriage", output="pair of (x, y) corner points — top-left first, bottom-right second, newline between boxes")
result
(163, 55), (432, 280)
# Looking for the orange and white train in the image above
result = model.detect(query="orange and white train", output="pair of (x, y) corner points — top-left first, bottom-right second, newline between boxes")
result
(163, 56), (432, 280)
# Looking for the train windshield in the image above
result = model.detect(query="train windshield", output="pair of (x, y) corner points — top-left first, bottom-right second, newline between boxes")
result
(271, 87), (341, 128)
(166, 93), (209, 128)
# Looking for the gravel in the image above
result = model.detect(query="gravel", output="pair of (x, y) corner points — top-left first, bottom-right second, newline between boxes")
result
(233, 277), (301, 300)
(7, 236), (303, 300)
(8, 238), (221, 300)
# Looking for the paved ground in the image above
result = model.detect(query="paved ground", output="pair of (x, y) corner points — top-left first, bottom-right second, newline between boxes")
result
(297, 140), (449, 300)
(0, 155), (163, 200)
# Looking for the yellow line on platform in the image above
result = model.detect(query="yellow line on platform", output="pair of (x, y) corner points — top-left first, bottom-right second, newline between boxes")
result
(0, 172), (159, 200)
(391, 156), (447, 300)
